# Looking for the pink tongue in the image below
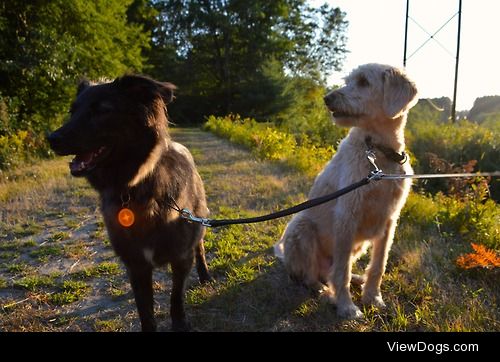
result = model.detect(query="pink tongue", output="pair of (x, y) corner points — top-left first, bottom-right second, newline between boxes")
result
(70, 151), (95, 172)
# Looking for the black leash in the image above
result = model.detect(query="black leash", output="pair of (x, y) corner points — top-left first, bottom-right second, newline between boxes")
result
(176, 148), (500, 228)
(179, 174), (375, 228)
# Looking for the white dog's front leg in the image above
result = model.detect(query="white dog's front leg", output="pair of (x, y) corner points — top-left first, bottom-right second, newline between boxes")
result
(329, 235), (363, 320)
(361, 222), (397, 308)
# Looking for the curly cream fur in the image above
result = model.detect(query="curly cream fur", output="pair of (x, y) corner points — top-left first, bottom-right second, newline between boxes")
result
(274, 63), (418, 319)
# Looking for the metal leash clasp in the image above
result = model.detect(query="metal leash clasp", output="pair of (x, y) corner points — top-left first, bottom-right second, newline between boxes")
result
(366, 150), (383, 181)
(180, 208), (212, 227)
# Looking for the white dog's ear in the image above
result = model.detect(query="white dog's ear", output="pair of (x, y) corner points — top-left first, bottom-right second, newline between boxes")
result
(383, 68), (418, 119)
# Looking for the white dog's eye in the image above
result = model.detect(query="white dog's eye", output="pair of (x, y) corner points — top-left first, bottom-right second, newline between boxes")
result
(357, 76), (369, 88)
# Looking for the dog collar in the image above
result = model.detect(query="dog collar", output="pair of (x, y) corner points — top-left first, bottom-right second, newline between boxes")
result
(365, 136), (408, 164)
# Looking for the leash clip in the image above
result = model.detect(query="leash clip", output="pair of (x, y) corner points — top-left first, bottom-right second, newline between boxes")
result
(366, 150), (384, 181)
(180, 208), (212, 227)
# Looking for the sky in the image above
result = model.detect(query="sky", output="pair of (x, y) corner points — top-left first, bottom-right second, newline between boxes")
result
(312, 0), (500, 111)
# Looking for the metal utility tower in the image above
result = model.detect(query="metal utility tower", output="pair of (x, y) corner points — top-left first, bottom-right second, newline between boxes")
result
(403, 0), (463, 122)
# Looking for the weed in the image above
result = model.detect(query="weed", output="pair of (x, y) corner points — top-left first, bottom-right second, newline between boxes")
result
(46, 231), (70, 243)
(0, 251), (19, 260)
(96, 261), (121, 275)
(71, 261), (122, 280)
(49, 280), (88, 305)
(64, 241), (91, 259)
(14, 275), (55, 291)
(93, 318), (124, 332)
(4, 262), (33, 275)
(29, 245), (63, 262)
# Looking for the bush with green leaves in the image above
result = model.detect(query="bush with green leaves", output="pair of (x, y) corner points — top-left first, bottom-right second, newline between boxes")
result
(205, 114), (499, 252)
(406, 118), (499, 199)
(204, 114), (334, 176)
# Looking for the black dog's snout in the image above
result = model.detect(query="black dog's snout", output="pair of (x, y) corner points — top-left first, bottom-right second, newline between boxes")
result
(47, 131), (64, 150)
(324, 92), (337, 103)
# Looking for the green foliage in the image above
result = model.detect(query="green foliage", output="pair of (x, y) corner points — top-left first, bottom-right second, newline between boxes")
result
(206, 116), (499, 253)
(408, 98), (451, 124)
(14, 275), (55, 291)
(49, 280), (88, 305)
(281, 3), (348, 81)
(435, 191), (499, 250)
(204, 114), (334, 176)
(406, 117), (499, 199)
(274, 77), (348, 146)
(468, 95), (500, 122)
(0, 130), (32, 169)
(0, 0), (150, 168)
(149, 0), (348, 122)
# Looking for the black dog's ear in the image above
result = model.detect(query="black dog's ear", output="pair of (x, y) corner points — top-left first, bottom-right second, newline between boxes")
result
(158, 82), (176, 105)
(77, 79), (91, 96)
(113, 75), (177, 105)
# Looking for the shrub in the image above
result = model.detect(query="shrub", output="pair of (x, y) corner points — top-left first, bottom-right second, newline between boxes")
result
(205, 114), (499, 255)
(204, 114), (334, 176)
(406, 119), (499, 199)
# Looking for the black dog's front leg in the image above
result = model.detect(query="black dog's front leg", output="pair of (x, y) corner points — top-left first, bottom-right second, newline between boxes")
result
(195, 239), (213, 284)
(170, 259), (192, 331)
(128, 264), (156, 332)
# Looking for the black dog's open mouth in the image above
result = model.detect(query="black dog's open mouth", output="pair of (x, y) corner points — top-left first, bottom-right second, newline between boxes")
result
(69, 146), (109, 175)
(330, 110), (353, 118)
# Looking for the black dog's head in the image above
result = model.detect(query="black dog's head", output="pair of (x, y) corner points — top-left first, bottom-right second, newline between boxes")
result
(48, 75), (175, 178)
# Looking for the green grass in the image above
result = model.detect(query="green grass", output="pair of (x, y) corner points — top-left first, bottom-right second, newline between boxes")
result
(71, 261), (122, 280)
(14, 275), (56, 291)
(49, 280), (88, 305)
(46, 231), (71, 243)
(93, 318), (125, 332)
(29, 245), (64, 262)
(3, 262), (34, 275)
(0, 127), (497, 331)
(194, 124), (499, 331)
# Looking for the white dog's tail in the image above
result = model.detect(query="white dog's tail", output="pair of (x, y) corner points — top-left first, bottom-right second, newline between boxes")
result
(273, 239), (285, 260)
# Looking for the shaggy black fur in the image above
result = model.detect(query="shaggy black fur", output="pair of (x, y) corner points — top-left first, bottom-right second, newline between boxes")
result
(48, 75), (211, 331)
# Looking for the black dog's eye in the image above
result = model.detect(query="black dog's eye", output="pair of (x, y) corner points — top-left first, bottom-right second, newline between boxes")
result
(98, 102), (114, 113)
(90, 102), (114, 117)
(357, 76), (369, 87)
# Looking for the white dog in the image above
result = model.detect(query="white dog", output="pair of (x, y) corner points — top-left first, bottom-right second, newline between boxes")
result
(274, 63), (418, 319)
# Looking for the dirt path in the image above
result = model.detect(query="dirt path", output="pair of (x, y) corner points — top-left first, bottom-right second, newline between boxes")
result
(1, 128), (498, 332)
(0, 128), (317, 331)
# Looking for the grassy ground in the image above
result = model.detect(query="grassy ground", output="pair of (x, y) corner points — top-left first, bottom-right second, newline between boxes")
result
(0, 128), (498, 331)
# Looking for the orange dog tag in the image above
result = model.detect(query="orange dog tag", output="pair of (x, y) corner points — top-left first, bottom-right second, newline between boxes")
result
(118, 208), (135, 227)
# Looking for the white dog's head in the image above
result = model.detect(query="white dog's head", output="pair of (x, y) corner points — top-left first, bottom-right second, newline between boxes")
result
(324, 63), (418, 128)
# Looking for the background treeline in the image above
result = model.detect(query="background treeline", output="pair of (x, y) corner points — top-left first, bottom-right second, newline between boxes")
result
(0, 0), (347, 168)
(0, 0), (498, 194)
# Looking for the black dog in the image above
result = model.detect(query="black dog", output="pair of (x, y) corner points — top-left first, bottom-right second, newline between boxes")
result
(48, 75), (211, 331)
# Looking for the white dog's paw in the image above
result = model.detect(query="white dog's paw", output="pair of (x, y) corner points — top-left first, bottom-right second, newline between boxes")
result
(337, 303), (364, 320)
(351, 274), (366, 285)
(362, 294), (386, 309)
(319, 286), (336, 303)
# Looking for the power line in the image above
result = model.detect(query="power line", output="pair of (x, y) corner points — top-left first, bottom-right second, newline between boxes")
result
(403, 0), (462, 122)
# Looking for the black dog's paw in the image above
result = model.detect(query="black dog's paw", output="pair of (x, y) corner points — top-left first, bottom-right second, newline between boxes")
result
(171, 319), (191, 332)
(199, 273), (214, 284)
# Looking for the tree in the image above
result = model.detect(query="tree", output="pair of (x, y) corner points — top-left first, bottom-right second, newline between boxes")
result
(280, 1), (348, 82)
(147, 0), (348, 122)
(0, 0), (149, 134)
(468, 95), (500, 123)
